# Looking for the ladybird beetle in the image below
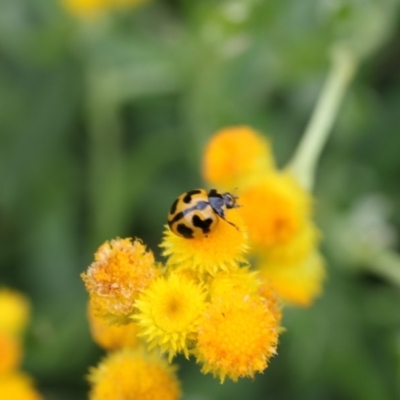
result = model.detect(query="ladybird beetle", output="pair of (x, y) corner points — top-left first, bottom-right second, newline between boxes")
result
(167, 188), (239, 239)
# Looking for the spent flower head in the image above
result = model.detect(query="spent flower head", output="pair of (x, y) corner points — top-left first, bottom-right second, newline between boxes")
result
(82, 238), (160, 322)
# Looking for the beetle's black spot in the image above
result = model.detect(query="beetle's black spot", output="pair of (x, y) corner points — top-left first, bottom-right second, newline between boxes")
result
(169, 211), (184, 225)
(177, 223), (194, 238)
(192, 215), (213, 234)
(169, 198), (179, 215)
(183, 189), (202, 203)
(208, 189), (221, 198)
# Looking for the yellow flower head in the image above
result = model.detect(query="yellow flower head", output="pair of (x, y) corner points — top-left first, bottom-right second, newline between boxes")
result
(88, 301), (140, 351)
(0, 332), (22, 375)
(0, 288), (30, 336)
(208, 268), (282, 327)
(259, 251), (325, 307)
(0, 373), (42, 400)
(202, 126), (275, 190)
(258, 278), (283, 326)
(208, 267), (261, 300)
(209, 269), (282, 326)
(195, 292), (279, 382)
(262, 220), (320, 265)
(63, 0), (147, 18)
(88, 348), (180, 400)
(82, 238), (159, 322)
(135, 273), (206, 360)
(161, 209), (249, 276)
(239, 172), (311, 249)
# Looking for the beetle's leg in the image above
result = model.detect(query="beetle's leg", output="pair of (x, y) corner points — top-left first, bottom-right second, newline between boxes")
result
(222, 218), (239, 231)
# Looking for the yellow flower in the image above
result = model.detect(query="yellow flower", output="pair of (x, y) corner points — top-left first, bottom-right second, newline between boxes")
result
(259, 251), (325, 307)
(208, 266), (261, 300)
(195, 291), (279, 382)
(82, 238), (159, 322)
(88, 301), (140, 351)
(63, 0), (147, 18)
(0, 373), (42, 400)
(0, 288), (30, 336)
(258, 278), (283, 326)
(161, 209), (249, 276)
(63, 0), (106, 17)
(0, 332), (22, 375)
(135, 273), (206, 360)
(208, 268), (282, 326)
(262, 220), (320, 265)
(239, 172), (312, 249)
(202, 126), (275, 190)
(88, 348), (180, 400)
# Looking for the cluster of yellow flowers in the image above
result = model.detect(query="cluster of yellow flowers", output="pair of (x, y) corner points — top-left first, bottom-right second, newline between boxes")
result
(0, 288), (42, 400)
(62, 0), (147, 18)
(81, 125), (324, 398)
(203, 126), (325, 306)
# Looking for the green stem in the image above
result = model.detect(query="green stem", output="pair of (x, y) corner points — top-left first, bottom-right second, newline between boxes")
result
(288, 46), (356, 191)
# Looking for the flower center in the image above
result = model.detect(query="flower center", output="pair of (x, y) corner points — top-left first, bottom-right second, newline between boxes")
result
(166, 297), (180, 315)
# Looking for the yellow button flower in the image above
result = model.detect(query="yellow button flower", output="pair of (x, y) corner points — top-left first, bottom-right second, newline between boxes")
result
(259, 251), (325, 307)
(135, 273), (206, 360)
(202, 126), (275, 190)
(161, 209), (249, 276)
(208, 268), (282, 327)
(88, 301), (140, 351)
(82, 238), (160, 323)
(258, 278), (283, 326)
(0, 288), (30, 336)
(196, 292), (279, 382)
(88, 348), (180, 400)
(262, 220), (320, 265)
(63, 0), (147, 18)
(0, 332), (22, 375)
(239, 172), (312, 249)
(0, 373), (42, 400)
(208, 266), (262, 300)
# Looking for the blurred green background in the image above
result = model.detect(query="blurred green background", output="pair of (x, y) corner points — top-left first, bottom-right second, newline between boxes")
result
(1, 0), (400, 399)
